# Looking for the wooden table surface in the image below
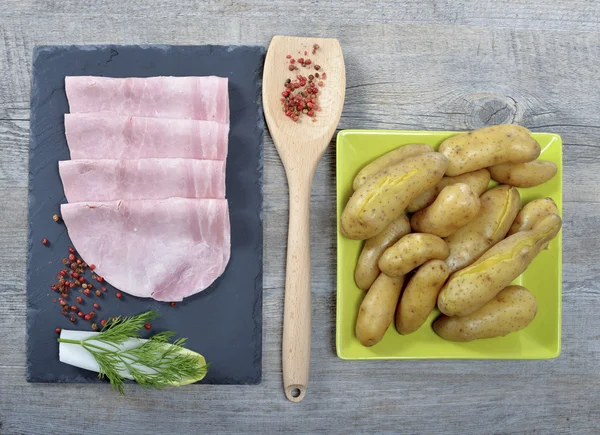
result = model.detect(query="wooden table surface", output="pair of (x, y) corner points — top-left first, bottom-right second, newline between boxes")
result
(1, 1), (599, 434)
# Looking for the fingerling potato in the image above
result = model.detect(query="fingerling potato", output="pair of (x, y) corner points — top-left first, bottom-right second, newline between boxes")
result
(411, 183), (481, 237)
(355, 274), (405, 347)
(341, 153), (447, 240)
(407, 169), (491, 213)
(508, 197), (559, 236)
(355, 214), (411, 290)
(433, 286), (537, 341)
(352, 143), (433, 190)
(438, 124), (541, 176)
(379, 233), (449, 277)
(396, 260), (450, 335)
(444, 185), (520, 273)
(437, 214), (562, 317)
(489, 160), (557, 188)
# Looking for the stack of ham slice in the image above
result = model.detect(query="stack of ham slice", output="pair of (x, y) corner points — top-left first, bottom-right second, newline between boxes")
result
(60, 76), (231, 302)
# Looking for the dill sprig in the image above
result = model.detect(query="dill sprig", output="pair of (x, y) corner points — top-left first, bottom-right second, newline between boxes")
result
(58, 310), (209, 394)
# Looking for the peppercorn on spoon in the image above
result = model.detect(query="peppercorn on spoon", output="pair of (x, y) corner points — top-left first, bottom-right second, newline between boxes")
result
(263, 36), (345, 402)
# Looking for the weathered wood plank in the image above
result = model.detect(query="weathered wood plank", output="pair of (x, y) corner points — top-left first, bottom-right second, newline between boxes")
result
(3, 0), (600, 31)
(1, 4), (600, 434)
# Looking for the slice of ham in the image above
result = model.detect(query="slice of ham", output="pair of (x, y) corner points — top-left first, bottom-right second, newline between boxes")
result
(65, 76), (229, 123)
(61, 198), (230, 301)
(64, 113), (228, 160)
(59, 159), (226, 202)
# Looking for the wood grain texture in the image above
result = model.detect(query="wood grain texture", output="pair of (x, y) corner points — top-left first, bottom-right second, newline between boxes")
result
(1, 1), (600, 434)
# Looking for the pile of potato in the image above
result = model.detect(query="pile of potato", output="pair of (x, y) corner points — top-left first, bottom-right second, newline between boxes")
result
(340, 124), (561, 347)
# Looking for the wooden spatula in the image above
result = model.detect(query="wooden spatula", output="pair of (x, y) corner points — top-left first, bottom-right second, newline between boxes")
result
(263, 36), (346, 402)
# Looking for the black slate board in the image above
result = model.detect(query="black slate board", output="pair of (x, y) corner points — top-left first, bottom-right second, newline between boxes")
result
(27, 45), (265, 385)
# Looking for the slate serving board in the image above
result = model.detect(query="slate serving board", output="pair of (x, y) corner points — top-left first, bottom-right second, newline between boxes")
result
(27, 45), (265, 385)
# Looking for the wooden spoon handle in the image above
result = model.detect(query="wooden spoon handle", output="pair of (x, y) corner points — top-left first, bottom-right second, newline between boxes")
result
(282, 171), (313, 402)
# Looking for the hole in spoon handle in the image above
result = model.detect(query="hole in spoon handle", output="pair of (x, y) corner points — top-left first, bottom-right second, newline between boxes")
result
(285, 384), (307, 402)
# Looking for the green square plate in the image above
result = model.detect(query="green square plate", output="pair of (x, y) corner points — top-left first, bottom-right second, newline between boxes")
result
(336, 129), (562, 360)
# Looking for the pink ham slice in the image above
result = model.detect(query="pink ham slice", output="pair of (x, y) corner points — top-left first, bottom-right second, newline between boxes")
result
(65, 113), (228, 160)
(65, 76), (229, 123)
(59, 159), (226, 202)
(61, 198), (230, 301)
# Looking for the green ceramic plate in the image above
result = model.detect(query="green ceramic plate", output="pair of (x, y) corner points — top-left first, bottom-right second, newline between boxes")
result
(336, 129), (562, 360)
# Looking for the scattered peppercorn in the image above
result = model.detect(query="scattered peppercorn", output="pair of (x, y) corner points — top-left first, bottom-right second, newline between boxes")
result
(170, 302), (176, 307)
(52, 214), (61, 222)
(41, 238), (49, 246)
(91, 323), (99, 331)
(100, 319), (107, 327)
(281, 44), (326, 123)
(144, 323), (152, 330)
(55, 328), (61, 334)
(50, 246), (121, 327)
